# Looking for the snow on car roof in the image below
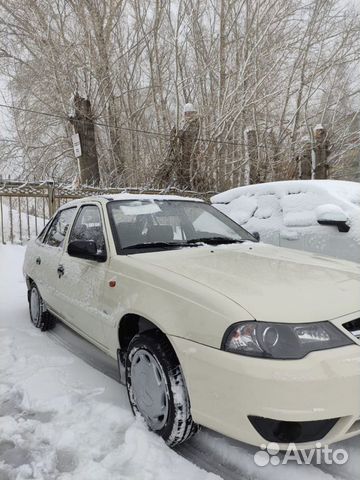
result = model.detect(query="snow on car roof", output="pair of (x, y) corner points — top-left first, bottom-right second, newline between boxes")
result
(211, 180), (360, 206)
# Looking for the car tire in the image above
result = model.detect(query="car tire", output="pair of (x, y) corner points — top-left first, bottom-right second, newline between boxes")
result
(29, 284), (55, 331)
(126, 331), (198, 447)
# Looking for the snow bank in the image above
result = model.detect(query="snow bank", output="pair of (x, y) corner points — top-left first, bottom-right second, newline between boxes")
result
(0, 246), (217, 480)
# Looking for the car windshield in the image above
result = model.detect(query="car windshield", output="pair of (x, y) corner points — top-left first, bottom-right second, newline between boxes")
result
(107, 199), (256, 253)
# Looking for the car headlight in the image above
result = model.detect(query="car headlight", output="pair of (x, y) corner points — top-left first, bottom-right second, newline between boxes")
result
(222, 321), (353, 359)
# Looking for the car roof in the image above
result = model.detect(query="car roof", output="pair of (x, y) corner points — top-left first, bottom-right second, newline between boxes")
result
(59, 193), (204, 210)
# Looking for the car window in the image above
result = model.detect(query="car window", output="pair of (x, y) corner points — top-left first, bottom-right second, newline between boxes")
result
(69, 205), (106, 253)
(107, 200), (256, 252)
(44, 208), (76, 248)
(37, 218), (53, 242)
(191, 209), (241, 238)
(108, 201), (186, 245)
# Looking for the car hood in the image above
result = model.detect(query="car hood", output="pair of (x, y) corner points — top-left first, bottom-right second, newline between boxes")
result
(138, 243), (360, 323)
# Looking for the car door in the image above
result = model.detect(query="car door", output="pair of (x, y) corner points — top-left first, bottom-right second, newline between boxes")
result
(56, 203), (108, 346)
(33, 207), (77, 315)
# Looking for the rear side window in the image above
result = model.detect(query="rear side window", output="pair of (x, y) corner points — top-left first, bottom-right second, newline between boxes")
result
(44, 208), (76, 248)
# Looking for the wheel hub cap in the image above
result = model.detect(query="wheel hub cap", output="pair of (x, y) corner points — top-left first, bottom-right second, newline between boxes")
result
(131, 349), (169, 431)
(30, 288), (40, 323)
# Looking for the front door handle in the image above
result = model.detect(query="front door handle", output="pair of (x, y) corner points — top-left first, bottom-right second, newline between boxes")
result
(57, 265), (65, 278)
(36, 257), (41, 265)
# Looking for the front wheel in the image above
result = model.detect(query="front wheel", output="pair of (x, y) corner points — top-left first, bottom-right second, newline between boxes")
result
(29, 284), (54, 331)
(126, 332), (198, 447)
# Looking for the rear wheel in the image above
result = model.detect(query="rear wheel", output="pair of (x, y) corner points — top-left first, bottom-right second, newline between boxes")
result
(126, 332), (198, 447)
(29, 284), (54, 331)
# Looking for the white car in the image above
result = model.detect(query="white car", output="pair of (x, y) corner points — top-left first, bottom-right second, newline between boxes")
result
(212, 180), (360, 263)
(23, 194), (360, 449)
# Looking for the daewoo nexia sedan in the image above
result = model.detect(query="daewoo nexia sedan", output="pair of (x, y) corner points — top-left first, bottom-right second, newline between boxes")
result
(23, 194), (360, 448)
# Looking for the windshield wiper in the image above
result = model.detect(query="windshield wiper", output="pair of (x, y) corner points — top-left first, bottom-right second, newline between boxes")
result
(123, 237), (245, 250)
(186, 236), (245, 245)
(123, 241), (198, 250)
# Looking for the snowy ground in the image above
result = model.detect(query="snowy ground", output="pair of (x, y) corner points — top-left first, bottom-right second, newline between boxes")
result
(0, 245), (359, 480)
(0, 246), (218, 480)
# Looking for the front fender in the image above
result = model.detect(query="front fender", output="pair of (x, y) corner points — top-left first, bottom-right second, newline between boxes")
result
(102, 256), (253, 357)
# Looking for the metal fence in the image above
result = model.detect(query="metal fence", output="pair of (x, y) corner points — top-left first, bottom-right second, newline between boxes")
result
(0, 179), (215, 244)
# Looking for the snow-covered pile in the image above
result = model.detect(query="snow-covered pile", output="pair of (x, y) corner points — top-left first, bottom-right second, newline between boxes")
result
(0, 246), (217, 480)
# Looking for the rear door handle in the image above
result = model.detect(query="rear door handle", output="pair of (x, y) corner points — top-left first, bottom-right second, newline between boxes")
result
(57, 265), (65, 278)
(36, 257), (41, 265)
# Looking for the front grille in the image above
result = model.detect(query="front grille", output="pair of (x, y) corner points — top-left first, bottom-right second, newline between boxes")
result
(343, 318), (360, 340)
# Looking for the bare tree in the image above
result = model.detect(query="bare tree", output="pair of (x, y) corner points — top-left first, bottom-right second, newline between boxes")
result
(0, 0), (359, 188)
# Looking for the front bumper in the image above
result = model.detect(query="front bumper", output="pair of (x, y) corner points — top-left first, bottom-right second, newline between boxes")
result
(170, 336), (360, 448)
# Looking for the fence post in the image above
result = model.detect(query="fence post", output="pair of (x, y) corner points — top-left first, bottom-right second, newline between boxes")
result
(47, 181), (56, 218)
(0, 196), (4, 244)
(9, 196), (13, 244)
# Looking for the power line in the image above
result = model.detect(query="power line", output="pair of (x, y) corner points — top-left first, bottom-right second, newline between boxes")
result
(0, 102), (263, 149)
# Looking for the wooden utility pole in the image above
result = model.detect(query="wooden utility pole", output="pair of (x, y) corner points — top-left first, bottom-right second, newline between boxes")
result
(313, 124), (329, 179)
(298, 140), (312, 180)
(69, 93), (100, 186)
(298, 126), (329, 180)
(155, 103), (200, 190)
(155, 127), (178, 187)
(243, 127), (257, 185)
(178, 104), (200, 188)
(47, 181), (56, 217)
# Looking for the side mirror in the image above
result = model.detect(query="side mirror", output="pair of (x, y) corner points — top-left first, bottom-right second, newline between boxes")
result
(68, 240), (106, 262)
(317, 219), (350, 233)
(316, 204), (350, 232)
(252, 231), (260, 241)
